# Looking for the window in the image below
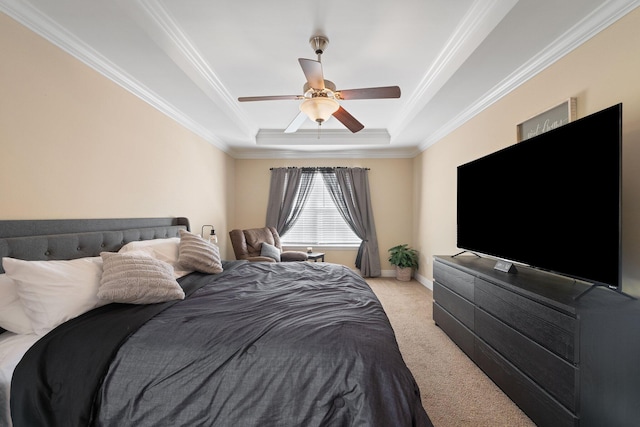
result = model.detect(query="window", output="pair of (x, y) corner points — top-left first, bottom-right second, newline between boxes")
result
(281, 173), (361, 247)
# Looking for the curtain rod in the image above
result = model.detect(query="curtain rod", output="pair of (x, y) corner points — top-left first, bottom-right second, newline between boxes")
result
(269, 167), (370, 171)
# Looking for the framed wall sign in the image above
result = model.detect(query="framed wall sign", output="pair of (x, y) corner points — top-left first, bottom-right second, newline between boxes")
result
(517, 98), (577, 141)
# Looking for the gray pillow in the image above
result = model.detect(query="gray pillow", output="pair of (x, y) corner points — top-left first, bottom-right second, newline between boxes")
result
(260, 242), (281, 262)
(178, 229), (223, 274)
(98, 251), (185, 304)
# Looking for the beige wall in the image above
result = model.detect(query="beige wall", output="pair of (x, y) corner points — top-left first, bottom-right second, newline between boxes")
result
(233, 158), (413, 270)
(4, 7), (639, 291)
(0, 13), (236, 259)
(415, 8), (640, 297)
(0, 10), (411, 270)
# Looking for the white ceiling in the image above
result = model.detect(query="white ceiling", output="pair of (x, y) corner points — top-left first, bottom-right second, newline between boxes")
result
(2, 0), (638, 158)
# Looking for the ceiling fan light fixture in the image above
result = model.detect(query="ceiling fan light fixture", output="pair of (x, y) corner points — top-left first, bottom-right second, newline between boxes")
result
(299, 97), (339, 124)
(238, 35), (398, 133)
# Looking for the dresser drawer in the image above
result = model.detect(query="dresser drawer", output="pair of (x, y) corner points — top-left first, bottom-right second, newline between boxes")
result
(475, 278), (577, 362)
(475, 308), (577, 412)
(433, 260), (474, 301)
(433, 302), (474, 359)
(474, 337), (578, 427)
(434, 281), (474, 330)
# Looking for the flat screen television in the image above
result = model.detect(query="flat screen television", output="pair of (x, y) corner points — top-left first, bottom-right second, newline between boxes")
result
(457, 103), (622, 291)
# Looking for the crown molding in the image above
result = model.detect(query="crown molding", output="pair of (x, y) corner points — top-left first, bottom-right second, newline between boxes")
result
(229, 146), (417, 160)
(389, 0), (519, 138)
(134, 0), (256, 136)
(417, 0), (640, 152)
(255, 129), (390, 146)
(0, 0), (230, 152)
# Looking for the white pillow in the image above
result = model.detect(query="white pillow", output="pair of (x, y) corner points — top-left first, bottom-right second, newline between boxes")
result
(0, 274), (33, 334)
(2, 257), (108, 336)
(178, 230), (223, 274)
(119, 237), (192, 278)
(99, 251), (185, 304)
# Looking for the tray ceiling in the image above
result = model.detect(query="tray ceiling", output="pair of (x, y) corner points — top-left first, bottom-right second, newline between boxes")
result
(1, 0), (638, 158)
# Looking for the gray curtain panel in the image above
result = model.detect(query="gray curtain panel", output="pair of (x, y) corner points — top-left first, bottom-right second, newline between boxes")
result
(321, 168), (381, 278)
(265, 168), (314, 236)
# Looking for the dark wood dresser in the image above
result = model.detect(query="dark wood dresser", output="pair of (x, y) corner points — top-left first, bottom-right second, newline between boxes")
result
(432, 255), (640, 427)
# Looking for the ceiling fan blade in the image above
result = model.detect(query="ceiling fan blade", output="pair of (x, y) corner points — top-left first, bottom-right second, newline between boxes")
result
(336, 86), (401, 100)
(298, 58), (325, 90)
(333, 106), (364, 133)
(284, 111), (308, 134)
(238, 95), (302, 102)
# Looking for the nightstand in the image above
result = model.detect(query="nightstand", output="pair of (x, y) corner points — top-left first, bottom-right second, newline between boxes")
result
(306, 252), (325, 262)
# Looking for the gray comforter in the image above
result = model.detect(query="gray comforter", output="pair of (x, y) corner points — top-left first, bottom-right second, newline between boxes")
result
(13, 261), (431, 426)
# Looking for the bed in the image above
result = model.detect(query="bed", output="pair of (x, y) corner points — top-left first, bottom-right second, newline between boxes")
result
(0, 217), (432, 427)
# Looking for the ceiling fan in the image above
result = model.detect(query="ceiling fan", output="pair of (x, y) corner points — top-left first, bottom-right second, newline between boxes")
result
(238, 36), (401, 134)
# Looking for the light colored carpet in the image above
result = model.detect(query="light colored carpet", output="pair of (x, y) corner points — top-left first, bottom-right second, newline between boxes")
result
(366, 277), (535, 427)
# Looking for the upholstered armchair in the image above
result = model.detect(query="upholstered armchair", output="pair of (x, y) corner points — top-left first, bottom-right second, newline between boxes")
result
(229, 227), (308, 262)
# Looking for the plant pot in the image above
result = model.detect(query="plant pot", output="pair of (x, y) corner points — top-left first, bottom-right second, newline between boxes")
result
(396, 266), (412, 282)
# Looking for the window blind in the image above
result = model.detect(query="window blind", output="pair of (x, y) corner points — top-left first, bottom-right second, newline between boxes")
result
(281, 173), (361, 246)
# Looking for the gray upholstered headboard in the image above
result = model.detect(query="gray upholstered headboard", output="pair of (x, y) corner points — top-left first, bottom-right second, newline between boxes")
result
(0, 217), (190, 274)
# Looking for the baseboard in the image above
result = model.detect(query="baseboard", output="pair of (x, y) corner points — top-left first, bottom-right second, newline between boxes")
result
(415, 272), (433, 290)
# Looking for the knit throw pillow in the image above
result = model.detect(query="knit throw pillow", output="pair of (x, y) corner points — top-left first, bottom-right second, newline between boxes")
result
(99, 251), (185, 304)
(178, 229), (223, 274)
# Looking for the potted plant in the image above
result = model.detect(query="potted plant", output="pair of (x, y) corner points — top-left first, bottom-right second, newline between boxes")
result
(388, 244), (419, 281)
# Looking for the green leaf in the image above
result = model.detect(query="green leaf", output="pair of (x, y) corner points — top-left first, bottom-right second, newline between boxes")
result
(387, 244), (419, 269)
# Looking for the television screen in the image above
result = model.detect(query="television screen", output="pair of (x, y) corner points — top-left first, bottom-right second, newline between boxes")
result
(457, 103), (622, 289)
